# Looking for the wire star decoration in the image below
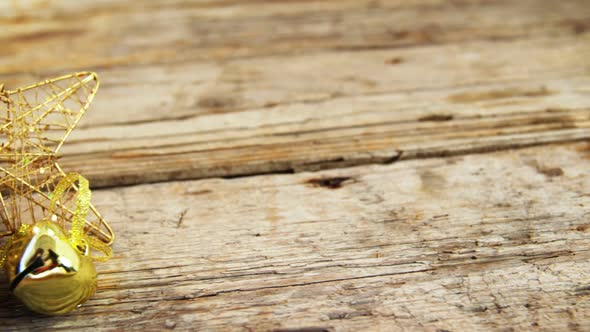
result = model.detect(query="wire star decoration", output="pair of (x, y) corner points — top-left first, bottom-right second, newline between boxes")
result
(0, 72), (113, 246)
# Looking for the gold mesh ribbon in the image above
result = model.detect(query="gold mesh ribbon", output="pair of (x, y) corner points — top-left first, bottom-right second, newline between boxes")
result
(49, 173), (112, 262)
(0, 173), (111, 265)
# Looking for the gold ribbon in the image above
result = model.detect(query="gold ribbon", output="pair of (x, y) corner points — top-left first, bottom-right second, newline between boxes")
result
(49, 173), (112, 262)
(0, 173), (111, 265)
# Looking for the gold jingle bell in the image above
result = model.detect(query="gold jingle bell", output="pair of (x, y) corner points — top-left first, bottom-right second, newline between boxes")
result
(3, 221), (97, 315)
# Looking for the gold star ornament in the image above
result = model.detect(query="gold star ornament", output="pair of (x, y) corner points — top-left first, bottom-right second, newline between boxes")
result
(0, 72), (114, 315)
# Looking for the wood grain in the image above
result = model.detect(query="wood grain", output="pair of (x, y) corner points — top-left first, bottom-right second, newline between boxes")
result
(1, 142), (588, 331)
(1, 1), (590, 330)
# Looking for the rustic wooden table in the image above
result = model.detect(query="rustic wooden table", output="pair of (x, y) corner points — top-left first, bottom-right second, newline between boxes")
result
(1, 0), (590, 331)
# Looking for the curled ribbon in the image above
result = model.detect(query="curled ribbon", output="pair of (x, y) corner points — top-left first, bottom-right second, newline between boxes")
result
(0, 173), (111, 266)
(49, 173), (112, 262)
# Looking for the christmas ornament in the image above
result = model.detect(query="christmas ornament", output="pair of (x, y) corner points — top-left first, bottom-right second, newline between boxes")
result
(0, 72), (114, 315)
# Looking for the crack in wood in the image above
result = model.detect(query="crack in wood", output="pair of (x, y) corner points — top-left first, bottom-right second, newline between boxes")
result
(176, 208), (189, 228)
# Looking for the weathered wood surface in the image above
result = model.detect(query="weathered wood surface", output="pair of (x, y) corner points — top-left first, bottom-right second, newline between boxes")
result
(1, 0), (590, 331)
(1, 143), (589, 331)
(0, 0), (589, 187)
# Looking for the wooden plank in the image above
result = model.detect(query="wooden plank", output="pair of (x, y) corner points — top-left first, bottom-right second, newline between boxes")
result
(0, 0), (590, 74)
(0, 142), (588, 331)
(0, 0), (589, 75)
(62, 66), (590, 187)
(0, 34), (587, 187)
